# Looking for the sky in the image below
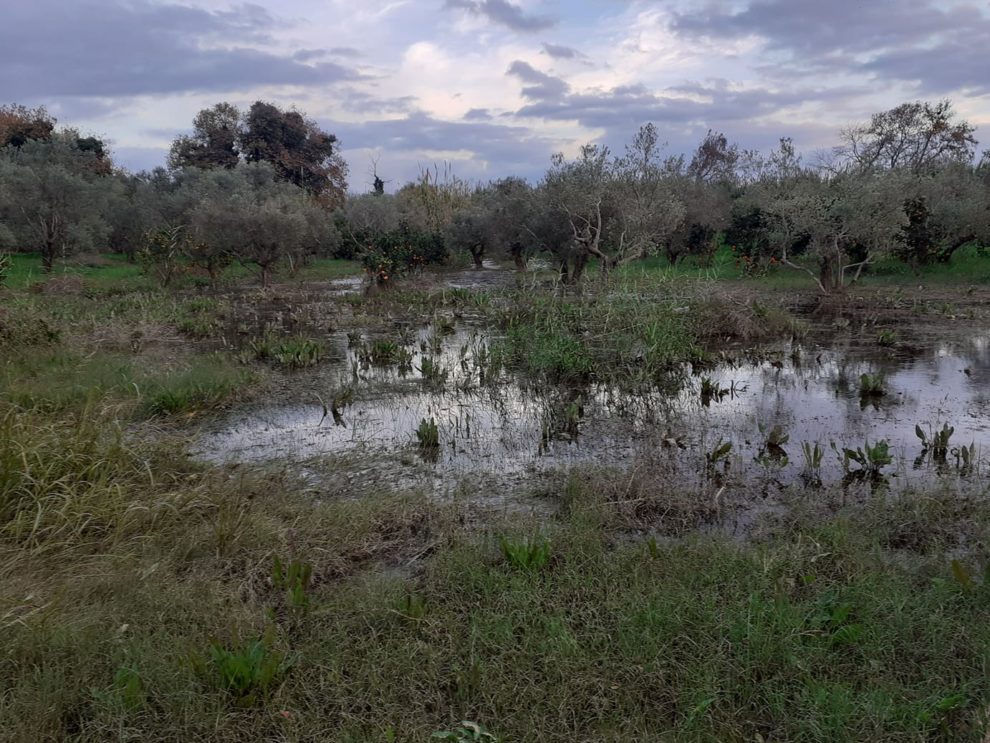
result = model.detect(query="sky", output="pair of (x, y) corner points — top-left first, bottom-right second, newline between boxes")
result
(3, 0), (989, 191)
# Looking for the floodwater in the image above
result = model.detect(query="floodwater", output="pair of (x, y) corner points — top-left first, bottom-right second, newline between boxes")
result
(195, 312), (990, 492)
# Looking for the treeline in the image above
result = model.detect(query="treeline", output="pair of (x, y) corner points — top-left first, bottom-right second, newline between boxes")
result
(1, 99), (988, 293)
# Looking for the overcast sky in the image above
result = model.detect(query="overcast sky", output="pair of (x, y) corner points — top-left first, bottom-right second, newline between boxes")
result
(4, 0), (989, 190)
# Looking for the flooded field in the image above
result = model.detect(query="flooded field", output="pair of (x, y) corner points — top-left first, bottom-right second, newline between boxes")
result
(195, 288), (990, 497)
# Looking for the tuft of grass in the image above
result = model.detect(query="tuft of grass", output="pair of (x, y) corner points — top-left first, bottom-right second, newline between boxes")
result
(499, 534), (552, 571)
(249, 334), (325, 368)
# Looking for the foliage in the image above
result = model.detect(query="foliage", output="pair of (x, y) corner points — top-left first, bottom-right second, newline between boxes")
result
(169, 100), (348, 204)
(416, 417), (440, 456)
(194, 630), (288, 704)
(432, 721), (499, 742)
(249, 333), (324, 368)
(272, 556), (313, 612)
(915, 423), (954, 462)
(138, 224), (186, 287)
(499, 534), (552, 571)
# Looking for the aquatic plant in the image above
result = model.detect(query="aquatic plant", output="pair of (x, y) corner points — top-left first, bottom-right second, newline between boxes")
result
(700, 377), (728, 406)
(801, 441), (824, 486)
(833, 439), (892, 481)
(271, 556), (313, 612)
(499, 535), (551, 571)
(858, 373), (887, 400)
(877, 329), (898, 347)
(250, 334), (324, 368)
(915, 422), (954, 462)
(191, 629), (287, 705)
(394, 593), (428, 621)
(705, 440), (733, 472)
(416, 417), (440, 456)
(432, 721), (498, 742)
(359, 338), (415, 370)
(419, 356), (449, 386)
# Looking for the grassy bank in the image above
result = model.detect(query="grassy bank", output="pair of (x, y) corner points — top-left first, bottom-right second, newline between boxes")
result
(2, 406), (988, 741)
(1, 258), (989, 741)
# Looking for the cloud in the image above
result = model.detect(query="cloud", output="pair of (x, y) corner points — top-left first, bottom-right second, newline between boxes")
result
(506, 61), (569, 101)
(444, 0), (556, 32)
(671, 0), (990, 94)
(329, 110), (560, 182)
(541, 43), (588, 62)
(0, 0), (361, 100)
(463, 108), (494, 120)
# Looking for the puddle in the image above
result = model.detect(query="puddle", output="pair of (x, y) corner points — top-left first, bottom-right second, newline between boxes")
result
(195, 319), (990, 492)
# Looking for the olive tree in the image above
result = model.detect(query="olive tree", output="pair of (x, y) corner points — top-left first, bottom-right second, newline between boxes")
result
(189, 163), (335, 287)
(760, 168), (907, 294)
(896, 164), (990, 266)
(836, 100), (977, 173)
(0, 136), (113, 271)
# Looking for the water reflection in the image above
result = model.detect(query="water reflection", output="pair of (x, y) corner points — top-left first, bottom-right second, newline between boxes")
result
(195, 325), (990, 488)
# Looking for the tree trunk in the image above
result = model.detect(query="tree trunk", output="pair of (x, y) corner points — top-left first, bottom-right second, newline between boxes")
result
(510, 243), (527, 272)
(41, 245), (55, 273)
(819, 254), (842, 295)
(571, 253), (589, 282)
(470, 245), (484, 269)
(261, 264), (271, 288)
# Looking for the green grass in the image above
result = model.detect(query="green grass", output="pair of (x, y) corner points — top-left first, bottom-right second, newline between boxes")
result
(1, 421), (987, 741)
(618, 245), (990, 289)
(4, 252), (148, 291)
(0, 349), (253, 416)
(3, 253), (362, 291)
(491, 288), (798, 387)
(2, 247), (990, 740)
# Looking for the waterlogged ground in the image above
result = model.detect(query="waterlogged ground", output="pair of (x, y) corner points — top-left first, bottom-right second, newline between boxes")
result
(195, 285), (990, 499)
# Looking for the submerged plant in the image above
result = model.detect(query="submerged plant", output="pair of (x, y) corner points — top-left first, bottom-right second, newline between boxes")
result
(499, 535), (551, 571)
(833, 439), (892, 483)
(250, 334), (324, 368)
(416, 417), (441, 459)
(705, 439), (733, 469)
(801, 441), (824, 486)
(858, 373), (887, 398)
(876, 329), (898, 347)
(915, 422), (954, 462)
(419, 356), (449, 386)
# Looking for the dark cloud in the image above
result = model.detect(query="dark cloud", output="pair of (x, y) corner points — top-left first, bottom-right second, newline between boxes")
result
(463, 108), (494, 121)
(337, 89), (417, 115)
(328, 110), (559, 181)
(506, 61), (569, 101)
(671, 0), (990, 94)
(540, 43), (587, 61)
(509, 71), (866, 159)
(444, 0), (556, 32)
(0, 0), (361, 100)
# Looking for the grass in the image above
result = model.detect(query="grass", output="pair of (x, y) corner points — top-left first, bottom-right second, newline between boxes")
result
(0, 348), (253, 416)
(491, 288), (800, 388)
(2, 249), (990, 740)
(3, 252), (361, 291)
(2, 430), (988, 740)
(618, 244), (990, 289)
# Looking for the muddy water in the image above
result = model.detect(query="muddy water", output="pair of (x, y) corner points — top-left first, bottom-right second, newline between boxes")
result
(195, 317), (990, 491)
